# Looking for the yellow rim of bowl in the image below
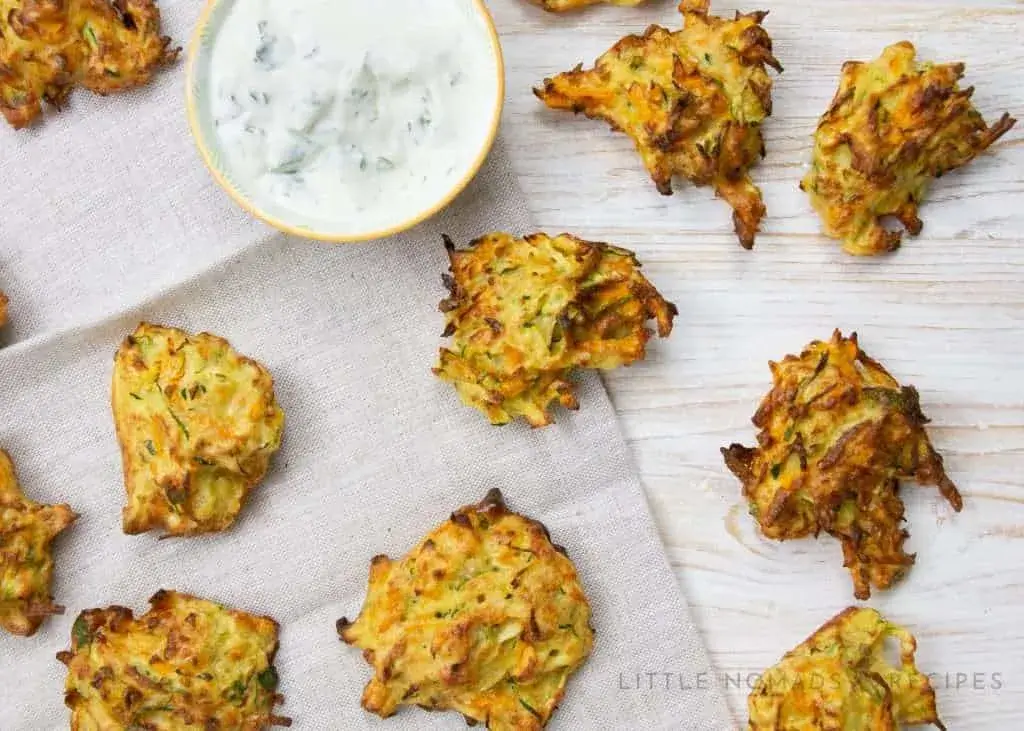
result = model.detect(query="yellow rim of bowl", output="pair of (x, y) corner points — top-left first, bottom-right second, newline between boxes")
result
(185, 0), (506, 243)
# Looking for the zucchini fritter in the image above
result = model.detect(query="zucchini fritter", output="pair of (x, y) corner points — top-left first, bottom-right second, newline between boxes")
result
(0, 449), (76, 636)
(434, 232), (676, 426)
(339, 488), (594, 730)
(530, 0), (646, 11)
(57, 590), (291, 729)
(112, 323), (285, 537)
(0, 0), (179, 129)
(802, 41), (1017, 256)
(534, 0), (782, 249)
(748, 607), (944, 730)
(722, 331), (962, 599)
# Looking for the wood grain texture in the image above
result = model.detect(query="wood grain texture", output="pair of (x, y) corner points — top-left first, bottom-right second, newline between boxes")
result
(487, 0), (1024, 726)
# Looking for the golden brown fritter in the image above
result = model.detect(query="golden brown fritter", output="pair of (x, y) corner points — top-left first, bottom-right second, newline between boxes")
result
(0, 0), (179, 129)
(832, 479), (913, 601)
(534, 0), (781, 249)
(434, 232), (676, 426)
(57, 590), (291, 730)
(529, 0), (646, 11)
(112, 323), (285, 537)
(721, 331), (962, 599)
(0, 289), (7, 327)
(802, 41), (1016, 256)
(748, 607), (944, 730)
(339, 488), (594, 730)
(0, 449), (76, 636)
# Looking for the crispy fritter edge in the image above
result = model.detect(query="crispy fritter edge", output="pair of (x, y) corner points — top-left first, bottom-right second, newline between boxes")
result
(336, 488), (593, 727)
(56, 589), (293, 728)
(337, 488), (574, 640)
(0, 448), (78, 636)
(111, 322), (284, 538)
(794, 606), (947, 731)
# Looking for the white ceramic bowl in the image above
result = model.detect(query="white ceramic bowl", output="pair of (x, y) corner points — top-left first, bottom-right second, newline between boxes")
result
(186, 0), (505, 242)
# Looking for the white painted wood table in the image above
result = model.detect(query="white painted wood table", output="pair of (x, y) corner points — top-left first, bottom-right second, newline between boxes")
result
(489, 0), (1024, 726)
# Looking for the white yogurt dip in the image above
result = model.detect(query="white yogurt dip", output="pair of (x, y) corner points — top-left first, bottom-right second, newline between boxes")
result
(207, 0), (501, 236)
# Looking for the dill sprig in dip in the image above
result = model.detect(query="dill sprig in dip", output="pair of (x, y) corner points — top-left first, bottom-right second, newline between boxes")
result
(207, 0), (501, 238)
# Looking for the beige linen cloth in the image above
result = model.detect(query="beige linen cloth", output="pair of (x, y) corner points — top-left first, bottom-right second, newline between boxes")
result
(0, 3), (733, 729)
